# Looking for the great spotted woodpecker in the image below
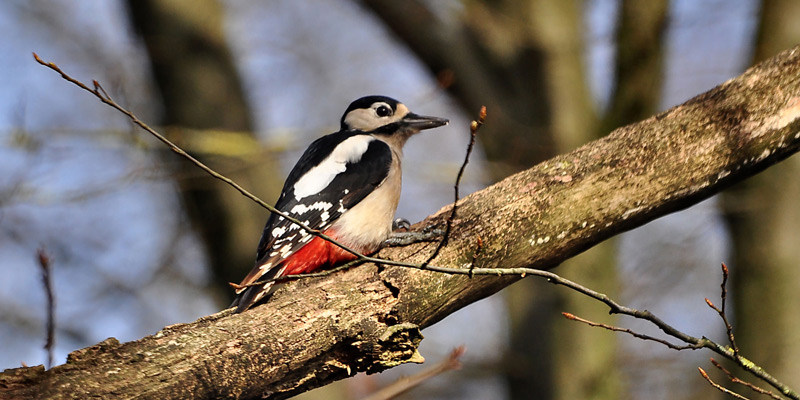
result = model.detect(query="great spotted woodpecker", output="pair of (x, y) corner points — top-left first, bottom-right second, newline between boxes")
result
(231, 96), (448, 312)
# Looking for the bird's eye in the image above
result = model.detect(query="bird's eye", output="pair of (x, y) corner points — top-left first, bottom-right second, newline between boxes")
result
(376, 105), (392, 117)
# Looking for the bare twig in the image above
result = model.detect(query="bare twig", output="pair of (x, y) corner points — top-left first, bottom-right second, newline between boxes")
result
(562, 312), (697, 351)
(34, 52), (495, 287)
(36, 247), (55, 369)
(699, 367), (751, 400)
(32, 53), (372, 266)
(557, 263), (797, 399)
(719, 263), (739, 357)
(710, 358), (783, 400)
(362, 346), (465, 400)
(421, 106), (485, 268)
(33, 52), (483, 286)
(705, 263), (739, 358)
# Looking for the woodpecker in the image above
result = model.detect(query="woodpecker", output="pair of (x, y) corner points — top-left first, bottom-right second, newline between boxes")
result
(231, 96), (448, 312)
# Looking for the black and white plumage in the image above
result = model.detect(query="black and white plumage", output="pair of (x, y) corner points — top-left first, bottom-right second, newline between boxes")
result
(231, 96), (448, 312)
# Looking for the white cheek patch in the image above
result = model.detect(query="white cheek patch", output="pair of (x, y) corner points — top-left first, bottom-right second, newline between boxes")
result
(293, 135), (375, 200)
(343, 109), (378, 131)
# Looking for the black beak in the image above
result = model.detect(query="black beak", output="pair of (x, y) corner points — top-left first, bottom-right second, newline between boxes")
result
(401, 113), (449, 130)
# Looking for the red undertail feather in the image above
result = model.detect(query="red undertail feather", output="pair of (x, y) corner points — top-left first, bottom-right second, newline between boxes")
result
(280, 232), (361, 275)
(233, 229), (366, 312)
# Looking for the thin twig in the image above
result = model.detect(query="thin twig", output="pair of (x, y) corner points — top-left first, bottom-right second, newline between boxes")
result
(555, 261), (796, 399)
(37, 247), (55, 369)
(421, 106), (484, 268)
(719, 263), (739, 357)
(562, 313), (698, 351)
(705, 264), (739, 358)
(362, 346), (465, 400)
(710, 358), (784, 400)
(34, 53), (489, 287)
(699, 367), (751, 400)
(32, 53), (371, 266)
(34, 52), (483, 285)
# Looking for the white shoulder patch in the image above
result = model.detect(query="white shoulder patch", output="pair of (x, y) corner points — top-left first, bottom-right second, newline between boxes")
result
(293, 135), (374, 200)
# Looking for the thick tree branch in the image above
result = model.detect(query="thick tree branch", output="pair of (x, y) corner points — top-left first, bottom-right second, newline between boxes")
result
(4, 47), (800, 399)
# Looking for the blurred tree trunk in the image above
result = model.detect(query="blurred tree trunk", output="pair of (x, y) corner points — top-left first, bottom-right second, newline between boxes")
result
(553, 2), (669, 399)
(362, 1), (677, 398)
(599, 0), (668, 135)
(600, 2), (724, 399)
(725, 0), (800, 388)
(506, 3), (609, 399)
(361, 0), (566, 178)
(126, 0), (282, 302)
(360, 1), (618, 399)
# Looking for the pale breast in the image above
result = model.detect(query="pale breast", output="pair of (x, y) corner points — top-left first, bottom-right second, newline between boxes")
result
(331, 150), (402, 252)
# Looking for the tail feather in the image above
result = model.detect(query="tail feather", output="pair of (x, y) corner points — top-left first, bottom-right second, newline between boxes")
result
(232, 264), (285, 313)
(234, 281), (277, 313)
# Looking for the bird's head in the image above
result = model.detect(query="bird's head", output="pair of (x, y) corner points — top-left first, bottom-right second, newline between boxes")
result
(340, 96), (449, 135)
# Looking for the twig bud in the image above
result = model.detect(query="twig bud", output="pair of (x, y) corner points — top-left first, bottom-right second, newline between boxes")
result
(37, 248), (50, 268)
(705, 298), (716, 309)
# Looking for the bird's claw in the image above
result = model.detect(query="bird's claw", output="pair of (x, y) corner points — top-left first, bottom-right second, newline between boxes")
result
(392, 218), (411, 232)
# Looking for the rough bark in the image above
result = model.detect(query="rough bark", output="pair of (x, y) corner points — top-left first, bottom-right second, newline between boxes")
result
(356, 4), (597, 396)
(357, 4), (599, 396)
(579, 2), (669, 399)
(4, 46), (800, 400)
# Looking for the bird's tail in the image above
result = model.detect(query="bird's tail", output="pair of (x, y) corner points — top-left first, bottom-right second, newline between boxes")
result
(231, 281), (277, 313)
(229, 264), (285, 313)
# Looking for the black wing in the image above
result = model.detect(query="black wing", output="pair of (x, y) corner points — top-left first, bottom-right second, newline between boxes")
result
(232, 131), (392, 309)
